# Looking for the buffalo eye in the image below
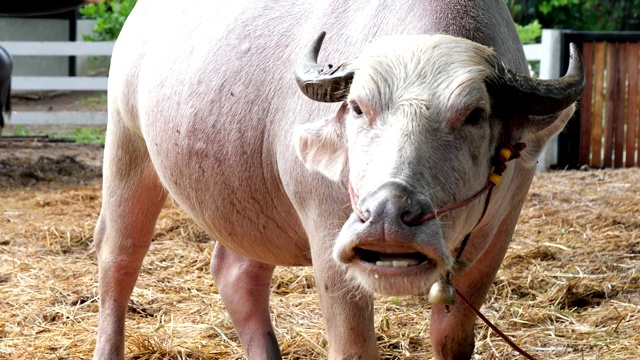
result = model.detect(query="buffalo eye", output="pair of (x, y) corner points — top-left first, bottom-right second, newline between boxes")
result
(349, 101), (363, 116)
(464, 108), (484, 126)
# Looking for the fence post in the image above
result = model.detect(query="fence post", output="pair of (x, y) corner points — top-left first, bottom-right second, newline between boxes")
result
(536, 29), (563, 172)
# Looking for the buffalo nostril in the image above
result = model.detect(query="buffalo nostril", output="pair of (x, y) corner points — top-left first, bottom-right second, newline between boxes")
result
(353, 207), (372, 223)
(401, 209), (423, 226)
(362, 208), (371, 222)
(357, 181), (434, 227)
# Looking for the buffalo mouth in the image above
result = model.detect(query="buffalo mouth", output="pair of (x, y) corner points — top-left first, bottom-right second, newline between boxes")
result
(352, 245), (434, 272)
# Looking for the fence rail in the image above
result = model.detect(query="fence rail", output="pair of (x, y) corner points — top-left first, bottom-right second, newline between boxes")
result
(1, 41), (114, 56)
(1, 40), (113, 91)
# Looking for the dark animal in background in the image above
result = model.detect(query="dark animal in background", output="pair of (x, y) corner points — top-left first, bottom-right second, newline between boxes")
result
(0, 45), (11, 135)
(0, 0), (87, 17)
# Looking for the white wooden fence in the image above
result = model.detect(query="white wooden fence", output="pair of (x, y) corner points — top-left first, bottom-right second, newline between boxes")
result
(1, 40), (114, 91)
(523, 30), (563, 171)
(3, 30), (564, 170)
(1, 29), (563, 93)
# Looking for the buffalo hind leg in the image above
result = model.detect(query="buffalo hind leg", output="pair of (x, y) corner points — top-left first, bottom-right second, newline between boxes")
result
(210, 243), (281, 360)
(93, 129), (167, 360)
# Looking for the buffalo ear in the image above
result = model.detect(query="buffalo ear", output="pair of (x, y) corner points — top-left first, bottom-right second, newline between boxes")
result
(495, 103), (576, 135)
(294, 104), (348, 181)
(522, 105), (576, 134)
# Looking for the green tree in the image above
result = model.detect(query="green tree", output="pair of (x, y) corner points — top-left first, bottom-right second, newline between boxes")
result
(504, 0), (540, 25)
(505, 1), (543, 43)
(538, 0), (640, 31)
(515, 19), (542, 44)
(80, 0), (138, 41)
(506, 0), (640, 32)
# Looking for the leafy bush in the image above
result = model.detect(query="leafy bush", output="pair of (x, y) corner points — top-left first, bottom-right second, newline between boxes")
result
(506, 0), (640, 32)
(80, 0), (137, 41)
(516, 19), (542, 44)
(67, 127), (107, 145)
(538, 0), (640, 31)
(12, 125), (29, 136)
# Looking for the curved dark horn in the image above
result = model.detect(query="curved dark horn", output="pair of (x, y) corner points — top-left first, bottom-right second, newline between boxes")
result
(295, 31), (354, 103)
(494, 43), (585, 116)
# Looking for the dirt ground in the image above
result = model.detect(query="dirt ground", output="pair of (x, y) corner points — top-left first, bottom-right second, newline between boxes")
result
(11, 91), (108, 113)
(2, 90), (105, 182)
(0, 140), (638, 359)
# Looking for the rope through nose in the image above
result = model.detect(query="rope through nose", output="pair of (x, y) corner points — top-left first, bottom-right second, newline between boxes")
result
(348, 180), (367, 222)
(346, 142), (525, 226)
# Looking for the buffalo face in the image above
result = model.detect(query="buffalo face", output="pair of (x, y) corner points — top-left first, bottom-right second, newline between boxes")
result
(294, 33), (584, 295)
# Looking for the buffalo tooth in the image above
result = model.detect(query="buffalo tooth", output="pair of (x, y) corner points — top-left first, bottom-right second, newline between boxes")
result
(376, 261), (393, 267)
(392, 260), (409, 268)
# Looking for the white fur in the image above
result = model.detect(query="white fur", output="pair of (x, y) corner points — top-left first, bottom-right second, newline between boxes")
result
(294, 105), (349, 181)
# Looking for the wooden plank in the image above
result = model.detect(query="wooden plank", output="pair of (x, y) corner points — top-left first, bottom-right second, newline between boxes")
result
(614, 42), (627, 168)
(603, 42), (619, 167)
(591, 42), (607, 167)
(12, 76), (108, 91)
(579, 42), (594, 166)
(0, 41), (114, 57)
(627, 42), (639, 167)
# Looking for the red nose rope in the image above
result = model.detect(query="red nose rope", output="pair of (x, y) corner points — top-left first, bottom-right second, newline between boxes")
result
(348, 134), (537, 359)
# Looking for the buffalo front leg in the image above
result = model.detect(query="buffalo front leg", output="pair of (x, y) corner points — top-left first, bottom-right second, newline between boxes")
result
(429, 286), (477, 359)
(210, 243), (281, 360)
(309, 230), (378, 359)
(430, 226), (517, 359)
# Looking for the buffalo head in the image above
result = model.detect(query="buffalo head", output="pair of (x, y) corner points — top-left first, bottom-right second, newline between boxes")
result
(294, 33), (584, 296)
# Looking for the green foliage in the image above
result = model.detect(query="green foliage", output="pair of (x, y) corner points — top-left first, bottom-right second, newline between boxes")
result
(5, 126), (106, 145)
(538, 0), (580, 16)
(506, 0), (640, 32)
(12, 125), (29, 136)
(66, 128), (106, 145)
(80, 0), (138, 41)
(540, 0), (640, 31)
(504, 0), (539, 24)
(76, 94), (108, 110)
(515, 19), (542, 44)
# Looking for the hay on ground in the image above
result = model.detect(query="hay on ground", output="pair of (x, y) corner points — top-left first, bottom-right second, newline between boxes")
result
(0, 153), (638, 359)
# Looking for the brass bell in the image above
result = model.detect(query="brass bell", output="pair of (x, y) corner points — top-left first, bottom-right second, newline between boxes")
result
(428, 278), (457, 307)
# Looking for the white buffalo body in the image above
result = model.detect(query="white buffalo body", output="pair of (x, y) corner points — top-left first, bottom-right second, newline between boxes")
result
(94, 0), (584, 359)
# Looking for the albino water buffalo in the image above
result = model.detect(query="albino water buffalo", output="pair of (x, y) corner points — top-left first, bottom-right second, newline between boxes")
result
(0, 45), (11, 135)
(93, 0), (584, 359)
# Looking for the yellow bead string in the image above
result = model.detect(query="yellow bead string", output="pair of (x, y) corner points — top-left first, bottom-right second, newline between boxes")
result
(488, 147), (515, 187)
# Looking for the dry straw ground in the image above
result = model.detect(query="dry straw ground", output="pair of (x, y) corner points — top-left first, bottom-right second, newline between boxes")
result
(0, 142), (638, 359)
